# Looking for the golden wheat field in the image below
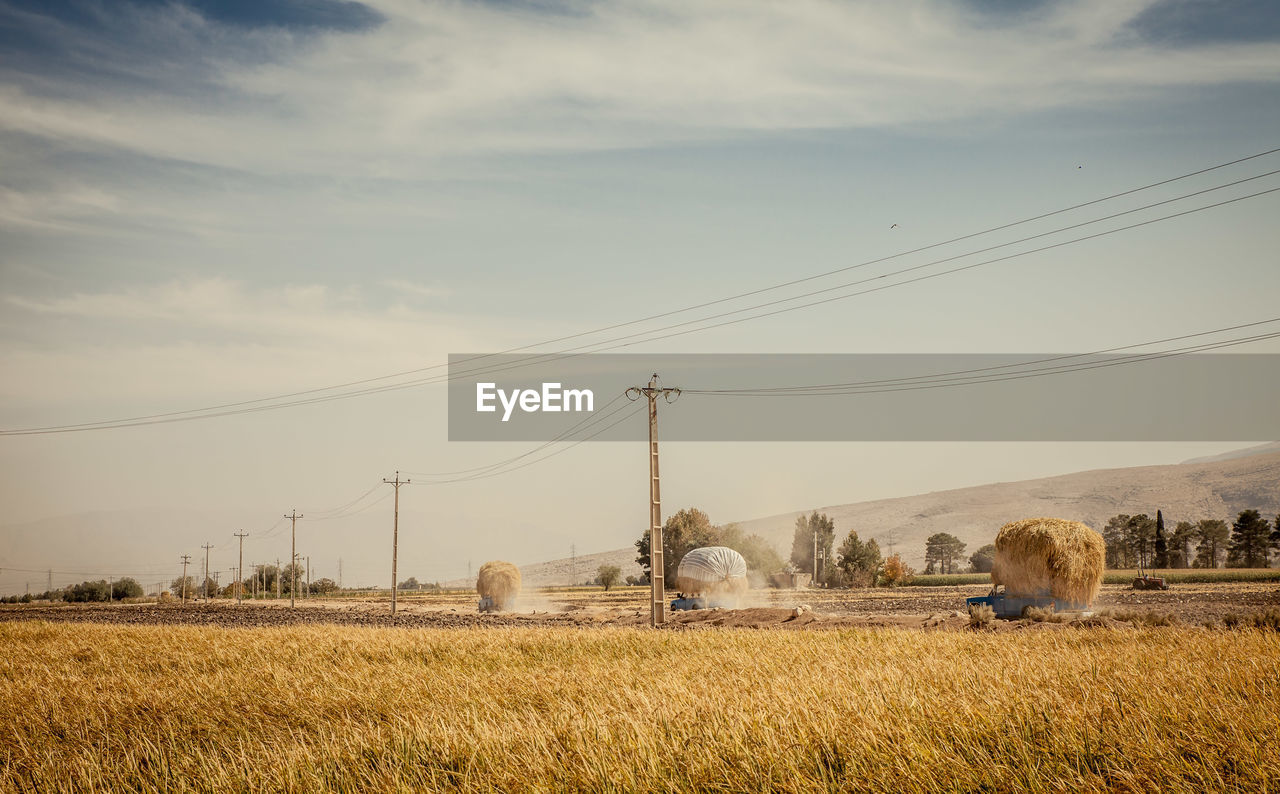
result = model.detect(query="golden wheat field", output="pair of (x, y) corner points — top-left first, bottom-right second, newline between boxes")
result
(3, 622), (1279, 793)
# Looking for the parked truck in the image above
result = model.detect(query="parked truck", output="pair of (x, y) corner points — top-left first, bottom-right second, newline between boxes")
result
(966, 585), (1088, 619)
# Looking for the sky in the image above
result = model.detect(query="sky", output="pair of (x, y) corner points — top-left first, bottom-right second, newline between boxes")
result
(2, 0), (1279, 591)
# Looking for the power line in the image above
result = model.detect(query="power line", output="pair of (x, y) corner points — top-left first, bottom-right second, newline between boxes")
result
(683, 318), (1280, 395)
(4, 148), (1277, 436)
(408, 401), (646, 485)
(686, 331), (1280, 397)
(403, 392), (630, 480)
(583, 185), (1280, 353)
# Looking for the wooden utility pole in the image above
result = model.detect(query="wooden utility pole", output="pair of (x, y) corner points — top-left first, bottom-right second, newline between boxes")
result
(284, 511), (303, 608)
(201, 543), (214, 600)
(234, 531), (248, 604)
(382, 472), (410, 616)
(180, 555), (191, 604)
(626, 374), (681, 627)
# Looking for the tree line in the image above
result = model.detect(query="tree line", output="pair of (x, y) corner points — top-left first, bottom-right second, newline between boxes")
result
(1103, 509), (1278, 569)
(635, 508), (913, 589)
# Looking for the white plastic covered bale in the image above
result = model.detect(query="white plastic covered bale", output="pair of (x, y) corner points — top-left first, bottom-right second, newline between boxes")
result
(675, 546), (749, 604)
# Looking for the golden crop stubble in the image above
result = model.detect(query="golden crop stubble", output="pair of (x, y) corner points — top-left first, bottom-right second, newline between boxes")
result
(1, 622), (1278, 793)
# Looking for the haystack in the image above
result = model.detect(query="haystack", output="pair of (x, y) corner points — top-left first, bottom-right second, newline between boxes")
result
(990, 518), (1105, 606)
(675, 546), (748, 605)
(476, 561), (521, 611)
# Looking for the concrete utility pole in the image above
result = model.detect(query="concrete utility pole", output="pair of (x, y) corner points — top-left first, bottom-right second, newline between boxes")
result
(234, 531), (248, 604)
(201, 543), (214, 600)
(275, 558), (282, 600)
(382, 472), (410, 617)
(305, 556), (310, 599)
(284, 511), (303, 608)
(180, 555), (191, 604)
(570, 544), (576, 587)
(47, 569), (52, 593)
(338, 558), (343, 589)
(626, 374), (681, 627)
(813, 530), (818, 585)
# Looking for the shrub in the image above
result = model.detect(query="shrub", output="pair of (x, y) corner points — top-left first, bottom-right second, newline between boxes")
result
(1024, 606), (1065, 623)
(1246, 609), (1280, 631)
(878, 554), (914, 587)
(967, 603), (995, 629)
(1096, 609), (1178, 627)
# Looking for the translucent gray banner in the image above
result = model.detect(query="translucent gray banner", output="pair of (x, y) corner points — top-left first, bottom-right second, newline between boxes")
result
(447, 353), (1280, 441)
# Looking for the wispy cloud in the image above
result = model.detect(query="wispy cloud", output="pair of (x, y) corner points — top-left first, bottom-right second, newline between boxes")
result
(0, 279), (496, 403)
(2, 0), (1277, 179)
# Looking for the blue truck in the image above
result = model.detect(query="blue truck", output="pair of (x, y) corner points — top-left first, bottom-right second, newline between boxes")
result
(966, 586), (1088, 619)
(670, 594), (741, 611)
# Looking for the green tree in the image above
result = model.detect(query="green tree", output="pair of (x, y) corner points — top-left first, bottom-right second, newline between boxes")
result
(835, 530), (882, 587)
(252, 564), (282, 596)
(309, 577), (338, 595)
(1170, 521), (1196, 569)
(597, 565), (622, 592)
(789, 512), (835, 576)
(1227, 509), (1271, 568)
(1102, 514), (1132, 568)
(112, 577), (143, 600)
(924, 533), (967, 575)
(968, 544), (996, 574)
(398, 577), (420, 590)
(279, 563), (306, 595)
(65, 580), (110, 602)
(170, 576), (196, 600)
(1153, 510), (1168, 569)
(718, 524), (785, 576)
(1193, 519), (1229, 568)
(635, 507), (721, 584)
(1125, 514), (1156, 569)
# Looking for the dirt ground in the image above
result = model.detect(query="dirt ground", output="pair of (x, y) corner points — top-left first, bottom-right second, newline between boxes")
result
(3, 581), (1277, 631)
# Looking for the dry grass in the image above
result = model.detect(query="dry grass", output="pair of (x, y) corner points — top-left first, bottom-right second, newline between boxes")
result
(966, 603), (995, 629)
(991, 517), (1106, 606)
(3, 622), (1279, 792)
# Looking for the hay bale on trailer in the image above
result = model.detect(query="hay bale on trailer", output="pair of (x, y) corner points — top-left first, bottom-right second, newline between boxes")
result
(476, 561), (521, 612)
(990, 518), (1106, 607)
(675, 546), (748, 607)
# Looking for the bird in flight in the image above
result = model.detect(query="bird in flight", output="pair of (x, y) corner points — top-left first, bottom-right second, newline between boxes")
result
(889, 223), (899, 229)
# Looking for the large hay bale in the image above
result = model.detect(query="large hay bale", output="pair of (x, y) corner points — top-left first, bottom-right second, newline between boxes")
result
(476, 561), (521, 611)
(675, 546), (748, 606)
(990, 517), (1105, 606)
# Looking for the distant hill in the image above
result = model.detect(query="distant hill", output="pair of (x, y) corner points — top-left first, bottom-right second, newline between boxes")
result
(1181, 441), (1280, 464)
(442, 547), (642, 589)
(524, 450), (1280, 575)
